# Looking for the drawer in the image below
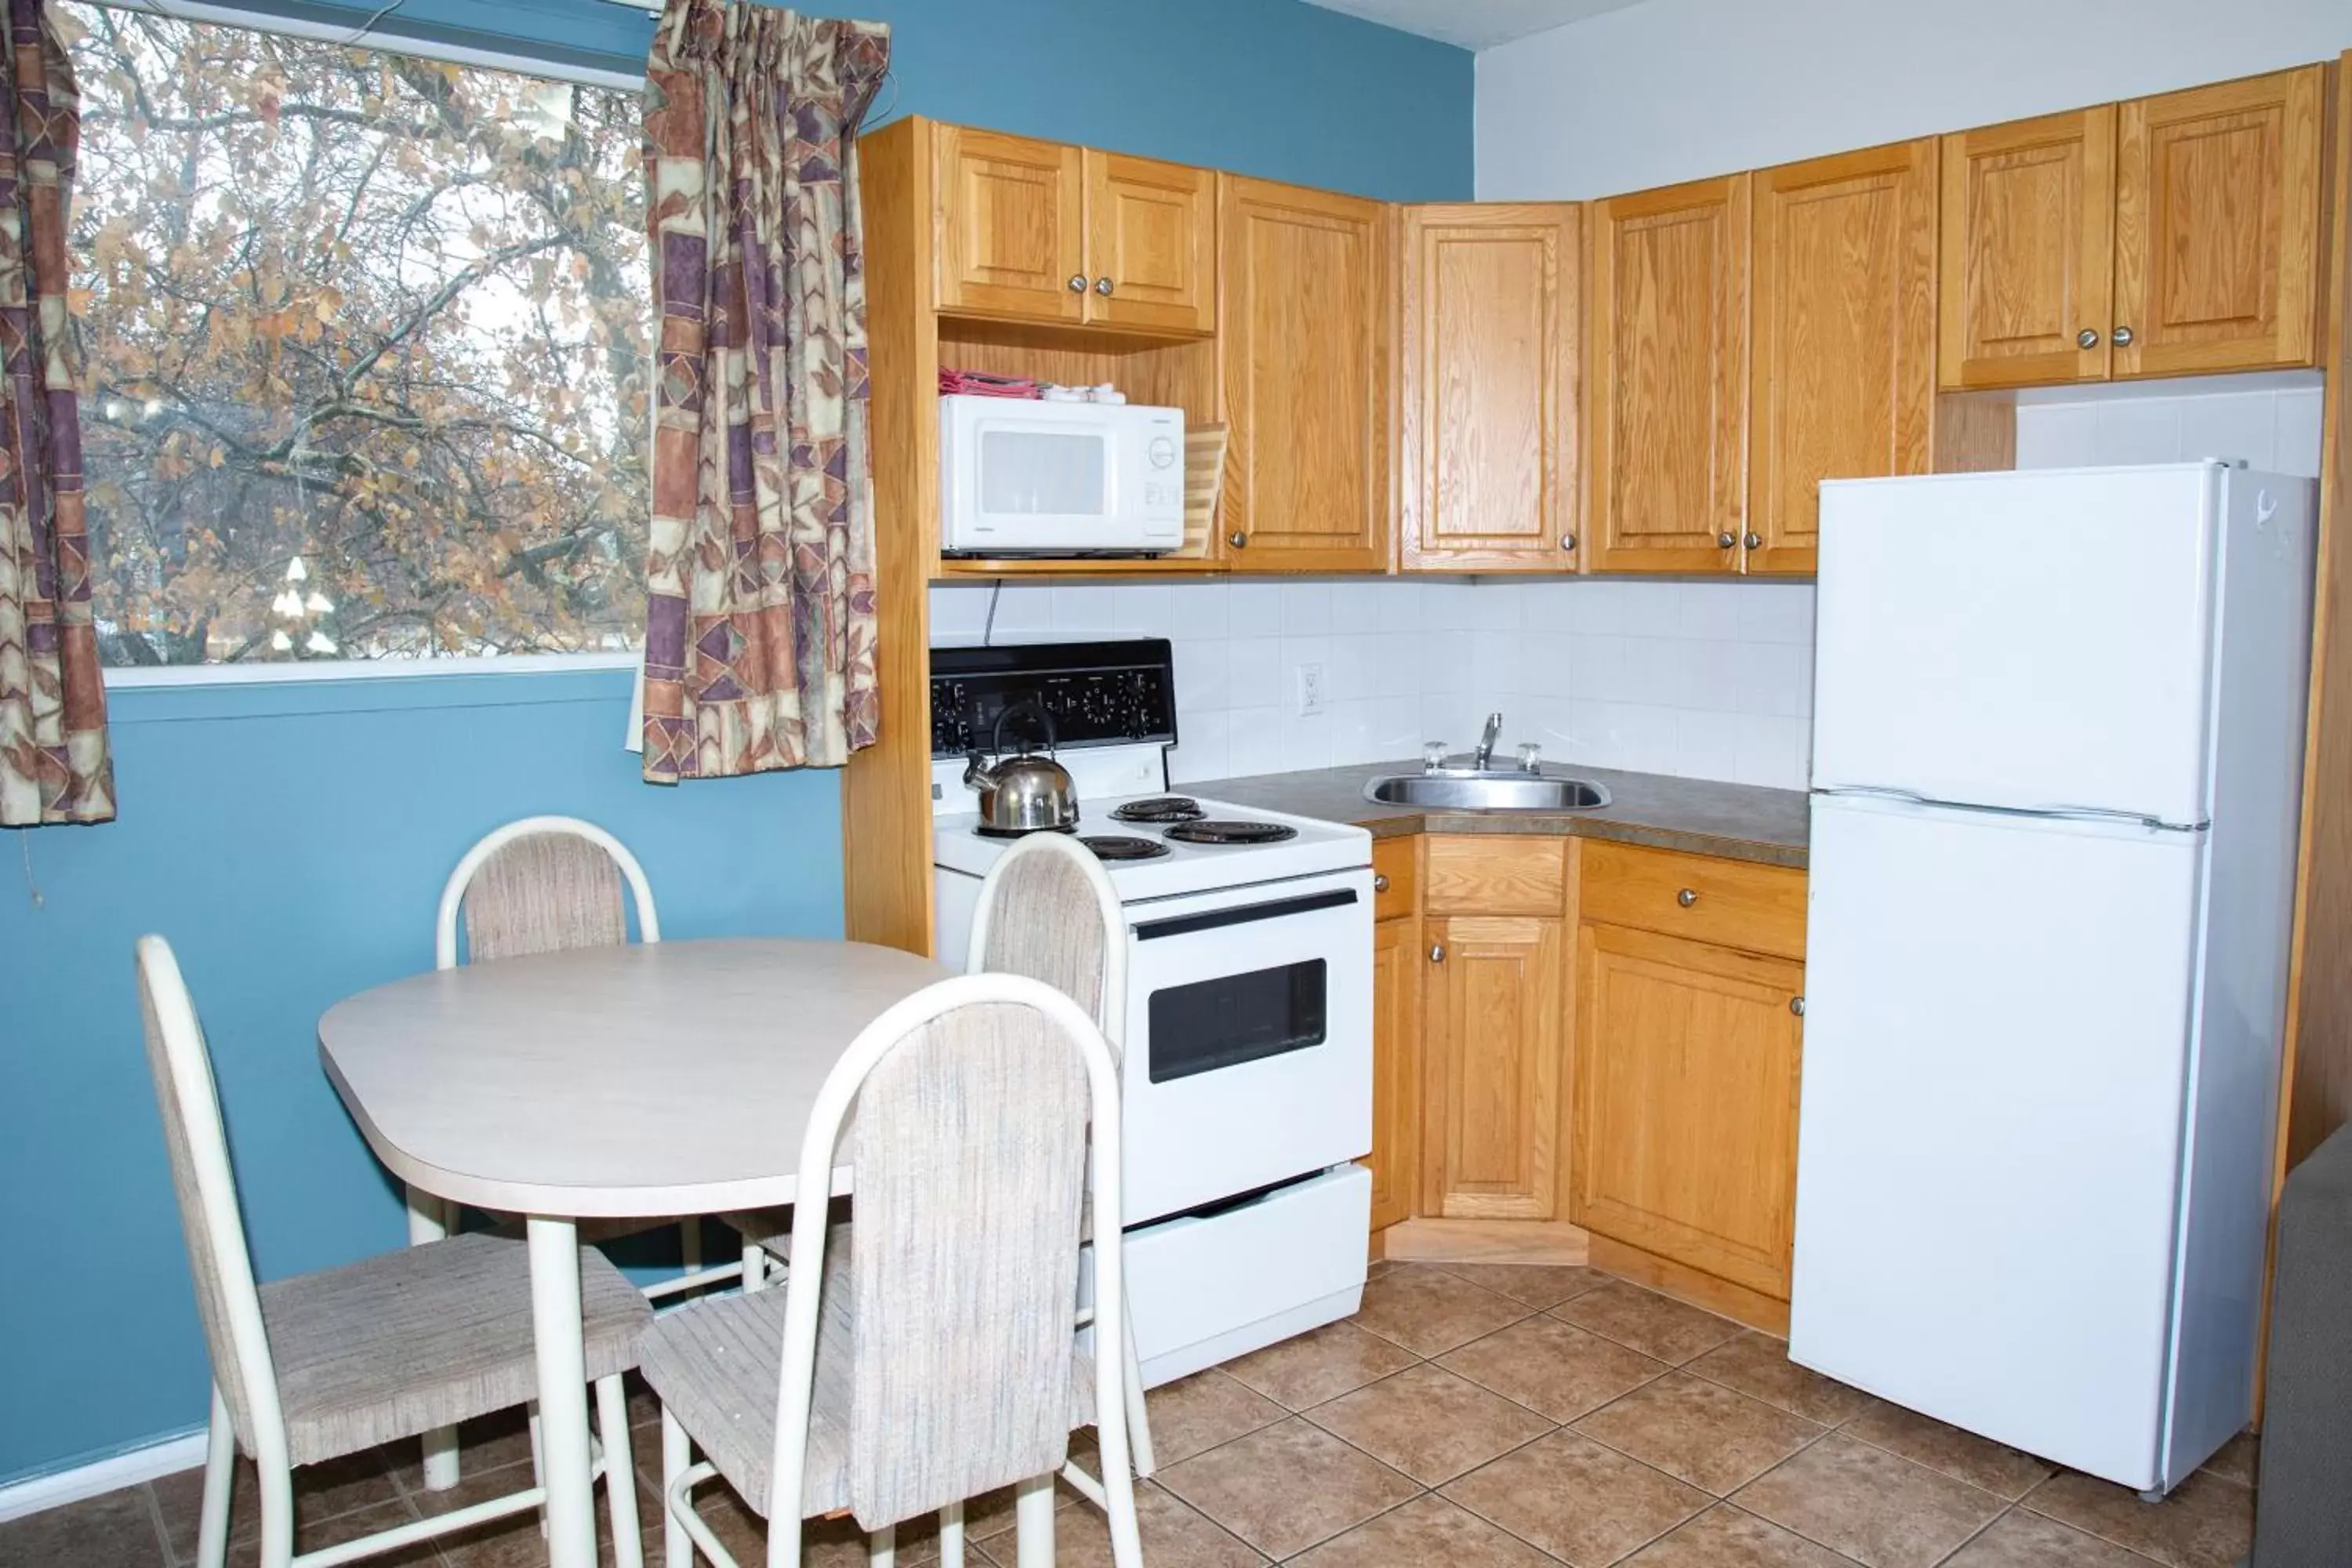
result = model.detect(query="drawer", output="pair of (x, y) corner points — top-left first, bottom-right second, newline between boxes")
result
(1581, 841), (1806, 960)
(1371, 836), (1418, 921)
(1424, 835), (1568, 916)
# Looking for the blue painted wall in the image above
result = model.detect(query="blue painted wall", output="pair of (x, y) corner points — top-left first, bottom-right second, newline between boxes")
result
(1, 0), (1469, 1486)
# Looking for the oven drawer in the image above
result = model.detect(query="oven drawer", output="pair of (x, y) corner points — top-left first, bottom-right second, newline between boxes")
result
(1580, 841), (1807, 960)
(1371, 836), (1417, 921)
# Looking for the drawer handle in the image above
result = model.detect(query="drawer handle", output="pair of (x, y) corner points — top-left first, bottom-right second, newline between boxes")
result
(1677, 888), (1698, 908)
(1068, 274), (1088, 293)
(1374, 873), (1390, 893)
(1791, 995), (1806, 1018)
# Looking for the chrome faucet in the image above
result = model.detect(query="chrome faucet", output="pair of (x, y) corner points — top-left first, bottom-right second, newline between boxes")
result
(1472, 711), (1503, 772)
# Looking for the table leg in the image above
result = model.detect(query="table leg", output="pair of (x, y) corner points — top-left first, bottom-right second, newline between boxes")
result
(408, 1186), (460, 1490)
(527, 1216), (597, 1568)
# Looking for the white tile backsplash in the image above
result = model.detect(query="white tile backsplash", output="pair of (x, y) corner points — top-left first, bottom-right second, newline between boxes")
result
(2014, 374), (2325, 477)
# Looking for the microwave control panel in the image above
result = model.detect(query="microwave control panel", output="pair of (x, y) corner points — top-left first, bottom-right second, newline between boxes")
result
(929, 639), (1177, 758)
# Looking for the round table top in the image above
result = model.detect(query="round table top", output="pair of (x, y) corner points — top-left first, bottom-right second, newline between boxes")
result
(318, 937), (950, 1217)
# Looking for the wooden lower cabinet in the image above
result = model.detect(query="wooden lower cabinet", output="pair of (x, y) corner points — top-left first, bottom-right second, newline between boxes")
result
(1421, 913), (1566, 1221)
(1367, 913), (1421, 1231)
(1570, 920), (1807, 1299)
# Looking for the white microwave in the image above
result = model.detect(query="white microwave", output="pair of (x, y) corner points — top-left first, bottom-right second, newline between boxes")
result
(938, 395), (1185, 556)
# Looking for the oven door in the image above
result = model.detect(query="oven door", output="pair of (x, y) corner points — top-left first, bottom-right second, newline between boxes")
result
(1120, 868), (1374, 1225)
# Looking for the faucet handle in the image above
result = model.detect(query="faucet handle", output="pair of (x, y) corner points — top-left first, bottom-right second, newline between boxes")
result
(1422, 741), (1448, 771)
(1517, 742), (1543, 773)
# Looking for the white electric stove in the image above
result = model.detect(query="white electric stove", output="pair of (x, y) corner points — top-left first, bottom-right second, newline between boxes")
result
(928, 640), (1375, 1386)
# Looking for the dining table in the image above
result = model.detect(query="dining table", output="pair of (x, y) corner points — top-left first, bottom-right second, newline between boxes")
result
(317, 935), (952, 1568)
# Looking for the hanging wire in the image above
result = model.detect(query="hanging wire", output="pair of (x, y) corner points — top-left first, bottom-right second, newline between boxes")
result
(20, 831), (43, 909)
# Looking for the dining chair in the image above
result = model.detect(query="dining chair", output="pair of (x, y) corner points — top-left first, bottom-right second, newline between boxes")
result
(136, 935), (652, 1568)
(641, 974), (1145, 1568)
(728, 832), (1160, 1484)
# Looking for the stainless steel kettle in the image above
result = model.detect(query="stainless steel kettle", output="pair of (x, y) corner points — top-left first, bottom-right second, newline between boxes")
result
(964, 702), (1079, 835)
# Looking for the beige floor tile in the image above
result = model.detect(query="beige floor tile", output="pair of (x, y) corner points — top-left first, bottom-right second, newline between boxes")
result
(1840, 1399), (2052, 1501)
(1436, 1263), (1613, 1309)
(1620, 1503), (1856, 1566)
(0, 1485), (167, 1568)
(1156, 1417), (1419, 1559)
(1573, 1372), (1824, 1495)
(2197, 1430), (2257, 1486)
(1221, 1320), (1421, 1411)
(1442, 1428), (1709, 1567)
(1305, 1363), (1555, 1485)
(972, 1483), (1266, 1567)
(1290, 1493), (1561, 1567)
(1942, 1508), (2161, 1567)
(1732, 1433), (2005, 1568)
(220, 1500), (440, 1568)
(1681, 1334), (1875, 1427)
(1142, 1370), (1288, 1466)
(2021, 1469), (2253, 1568)
(1550, 1283), (1740, 1367)
(1350, 1265), (1534, 1357)
(158, 1446), (405, 1554)
(1438, 1313), (1670, 1423)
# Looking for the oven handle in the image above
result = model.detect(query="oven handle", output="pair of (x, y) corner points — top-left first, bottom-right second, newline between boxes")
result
(1131, 887), (1359, 942)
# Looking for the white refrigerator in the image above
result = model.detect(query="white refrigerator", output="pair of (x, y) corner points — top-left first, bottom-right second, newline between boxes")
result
(1788, 463), (2317, 1495)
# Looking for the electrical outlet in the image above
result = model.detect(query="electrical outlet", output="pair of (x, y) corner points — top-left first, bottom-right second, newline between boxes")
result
(1296, 662), (1327, 717)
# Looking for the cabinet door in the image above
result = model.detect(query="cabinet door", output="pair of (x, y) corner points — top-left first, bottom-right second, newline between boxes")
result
(1083, 150), (1216, 336)
(1421, 915), (1564, 1221)
(1219, 177), (1392, 572)
(1937, 107), (2115, 389)
(2112, 67), (2327, 378)
(1750, 142), (1936, 576)
(1572, 922), (1806, 1299)
(1367, 915), (1421, 1232)
(935, 125), (1085, 323)
(1586, 175), (1750, 575)
(1399, 203), (1582, 573)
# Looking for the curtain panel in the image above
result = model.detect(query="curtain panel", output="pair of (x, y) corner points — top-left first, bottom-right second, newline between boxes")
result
(639, 0), (888, 781)
(0, 0), (109, 825)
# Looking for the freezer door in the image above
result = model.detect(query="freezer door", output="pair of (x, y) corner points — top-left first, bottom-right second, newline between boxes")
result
(1789, 792), (2205, 1490)
(1813, 466), (2220, 826)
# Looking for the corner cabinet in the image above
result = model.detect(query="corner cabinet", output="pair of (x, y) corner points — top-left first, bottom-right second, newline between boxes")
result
(1397, 203), (1582, 573)
(1584, 175), (1751, 575)
(1217, 177), (1392, 572)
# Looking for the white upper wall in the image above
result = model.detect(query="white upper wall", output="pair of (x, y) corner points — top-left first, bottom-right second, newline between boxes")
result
(1476, 0), (2352, 199)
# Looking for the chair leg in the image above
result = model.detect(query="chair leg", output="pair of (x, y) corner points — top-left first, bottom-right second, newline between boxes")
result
(1099, 1451), (1145, 1568)
(194, 1385), (234, 1568)
(661, 1410), (692, 1568)
(1013, 1474), (1054, 1568)
(741, 1236), (766, 1292)
(596, 1375), (644, 1568)
(256, 1448), (296, 1568)
(938, 1501), (964, 1568)
(1120, 1299), (1157, 1478)
(867, 1523), (896, 1566)
(528, 1400), (547, 1537)
(407, 1185), (461, 1490)
(681, 1217), (703, 1275)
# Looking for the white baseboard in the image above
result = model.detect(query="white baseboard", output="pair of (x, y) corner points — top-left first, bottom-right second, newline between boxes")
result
(0, 1429), (207, 1525)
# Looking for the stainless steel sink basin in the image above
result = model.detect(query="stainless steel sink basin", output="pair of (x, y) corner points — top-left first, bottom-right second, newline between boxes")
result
(1363, 771), (1612, 811)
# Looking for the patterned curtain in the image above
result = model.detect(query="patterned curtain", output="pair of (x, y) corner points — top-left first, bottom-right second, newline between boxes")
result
(639, 0), (888, 781)
(0, 0), (109, 826)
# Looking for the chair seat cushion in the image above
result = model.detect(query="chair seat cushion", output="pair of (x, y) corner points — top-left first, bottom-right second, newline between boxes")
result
(638, 1225), (1092, 1523)
(258, 1232), (652, 1465)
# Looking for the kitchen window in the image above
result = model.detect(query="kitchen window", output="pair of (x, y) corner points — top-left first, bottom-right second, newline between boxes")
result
(64, 1), (648, 666)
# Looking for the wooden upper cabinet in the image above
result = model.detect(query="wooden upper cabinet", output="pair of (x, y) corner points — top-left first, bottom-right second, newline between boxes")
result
(1572, 921), (1806, 1298)
(2112, 66), (2327, 378)
(1399, 204), (1582, 573)
(1939, 107), (2115, 388)
(1749, 141), (1936, 576)
(1218, 176), (1391, 572)
(1586, 175), (1751, 575)
(934, 125), (1087, 323)
(1422, 913), (1564, 1221)
(1083, 150), (1216, 335)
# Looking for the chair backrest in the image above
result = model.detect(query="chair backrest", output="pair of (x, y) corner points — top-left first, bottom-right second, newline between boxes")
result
(768, 975), (1135, 1541)
(135, 935), (287, 1468)
(434, 815), (660, 969)
(966, 830), (1126, 1051)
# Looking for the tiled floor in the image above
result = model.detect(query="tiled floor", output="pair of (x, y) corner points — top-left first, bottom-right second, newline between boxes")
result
(2, 1261), (2260, 1568)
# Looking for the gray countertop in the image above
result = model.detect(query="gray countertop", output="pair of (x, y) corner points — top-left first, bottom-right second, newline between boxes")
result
(1188, 761), (1809, 869)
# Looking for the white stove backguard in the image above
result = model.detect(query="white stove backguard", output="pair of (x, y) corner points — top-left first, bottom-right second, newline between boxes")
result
(931, 742), (1167, 818)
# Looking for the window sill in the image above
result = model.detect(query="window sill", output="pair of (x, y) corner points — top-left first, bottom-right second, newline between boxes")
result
(101, 652), (644, 724)
(103, 651), (641, 690)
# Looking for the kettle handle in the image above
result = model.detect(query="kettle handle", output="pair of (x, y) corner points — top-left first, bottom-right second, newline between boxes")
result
(992, 700), (1059, 757)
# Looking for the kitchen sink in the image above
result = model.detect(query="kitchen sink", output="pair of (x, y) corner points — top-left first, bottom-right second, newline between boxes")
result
(1363, 771), (1612, 811)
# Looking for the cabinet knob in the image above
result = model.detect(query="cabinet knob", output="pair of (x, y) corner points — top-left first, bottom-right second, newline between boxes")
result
(1744, 532), (1762, 550)
(1560, 532), (1577, 552)
(2077, 328), (2102, 349)
(2112, 325), (2135, 347)
(1068, 274), (1088, 293)
(1227, 531), (1248, 550)
(1374, 873), (1390, 892)
(1677, 887), (1699, 907)
(1095, 276), (1115, 296)
(1791, 995), (1806, 1018)
(1429, 942), (1446, 964)
(1716, 532), (1737, 550)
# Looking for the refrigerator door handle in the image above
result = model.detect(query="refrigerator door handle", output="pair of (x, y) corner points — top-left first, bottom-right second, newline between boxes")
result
(1812, 784), (2208, 835)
